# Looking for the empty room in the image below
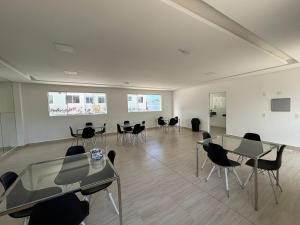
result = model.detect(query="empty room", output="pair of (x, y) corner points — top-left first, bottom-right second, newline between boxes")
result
(1, 1), (300, 225)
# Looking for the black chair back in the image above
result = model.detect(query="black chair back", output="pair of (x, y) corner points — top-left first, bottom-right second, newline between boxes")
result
(66, 146), (85, 156)
(82, 127), (95, 139)
(117, 124), (123, 134)
(275, 145), (286, 169)
(102, 123), (106, 133)
(169, 118), (178, 126)
(85, 122), (93, 127)
(141, 121), (146, 131)
(207, 143), (231, 167)
(124, 121), (130, 124)
(244, 133), (261, 141)
(202, 131), (211, 152)
(107, 150), (116, 165)
(158, 118), (166, 126)
(0, 171), (18, 191)
(132, 124), (141, 134)
(69, 126), (76, 137)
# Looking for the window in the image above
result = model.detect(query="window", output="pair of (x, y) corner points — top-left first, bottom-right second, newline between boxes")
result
(128, 94), (161, 112)
(85, 96), (94, 104)
(48, 92), (107, 116)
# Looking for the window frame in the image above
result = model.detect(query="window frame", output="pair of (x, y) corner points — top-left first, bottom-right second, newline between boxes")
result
(48, 91), (108, 117)
(127, 94), (162, 113)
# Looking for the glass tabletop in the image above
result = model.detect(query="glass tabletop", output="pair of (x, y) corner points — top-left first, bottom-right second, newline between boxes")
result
(0, 151), (118, 216)
(198, 135), (278, 159)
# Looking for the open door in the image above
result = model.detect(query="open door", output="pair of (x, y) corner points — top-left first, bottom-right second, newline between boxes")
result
(209, 92), (226, 136)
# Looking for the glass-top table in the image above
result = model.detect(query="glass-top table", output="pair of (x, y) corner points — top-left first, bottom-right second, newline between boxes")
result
(196, 134), (279, 210)
(0, 151), (122, 224)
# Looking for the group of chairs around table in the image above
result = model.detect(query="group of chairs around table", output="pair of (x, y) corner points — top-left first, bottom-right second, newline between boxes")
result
(157, 116), (179, 131)
(201, 131), (285, 203)
(0, 146), (118, 225)
(117, 120), (146, 144)
(69, 122), (106, 147)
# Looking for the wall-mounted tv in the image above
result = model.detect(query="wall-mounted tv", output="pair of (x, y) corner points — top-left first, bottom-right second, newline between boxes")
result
(271, 98), (291, 112)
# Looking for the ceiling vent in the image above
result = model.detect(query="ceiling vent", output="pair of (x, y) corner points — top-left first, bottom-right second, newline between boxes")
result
(54, 43), (75, 54)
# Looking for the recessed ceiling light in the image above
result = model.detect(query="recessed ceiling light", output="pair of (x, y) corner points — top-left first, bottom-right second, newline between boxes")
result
(177, 49), (190, 55)
(64, 71), (78, 76)
(54, 43), (75, 54)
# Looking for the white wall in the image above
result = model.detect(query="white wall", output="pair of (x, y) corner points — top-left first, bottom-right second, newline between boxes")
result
(174, 67), (300, 147)
(0, 82), (17, 148)
(19, 83), (173, 144)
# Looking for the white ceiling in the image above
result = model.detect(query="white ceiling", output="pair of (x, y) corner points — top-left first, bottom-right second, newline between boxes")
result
(0, 0), (299, 90)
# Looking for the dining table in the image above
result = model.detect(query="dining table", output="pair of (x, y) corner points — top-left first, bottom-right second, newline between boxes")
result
(0, 150), (123, 225)
(196, 134), (279, 211)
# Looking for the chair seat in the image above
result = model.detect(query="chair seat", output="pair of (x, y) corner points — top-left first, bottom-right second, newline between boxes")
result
(28, 193), (89, 225)
(228, 159), (240, 167)
(246, 159), (279, 171)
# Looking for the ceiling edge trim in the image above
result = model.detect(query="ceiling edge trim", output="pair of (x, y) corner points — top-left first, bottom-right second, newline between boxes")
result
(0, 57), (31, 81)
(161, 0), (298, 64)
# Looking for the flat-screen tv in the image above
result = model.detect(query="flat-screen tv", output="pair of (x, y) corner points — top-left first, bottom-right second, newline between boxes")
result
(271, 98), (291, 112)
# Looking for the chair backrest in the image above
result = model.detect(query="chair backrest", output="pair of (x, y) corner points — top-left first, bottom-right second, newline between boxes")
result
(158, 118), (165, 126)
(69, 126), (75, 137)
(275, 145), (286, 169)
(124, 121), (130, 124)
(65, 146), (85, 156)
(175, 116), (179, 121)
(82, 127), (95, 139)
(132, 124), (141, 134)
(100, 123), (106, 134)
(207, 143), (231, 167)
(243, 133), (261, 141)
(117, 124), (123, 133)
(85, 122), (93, 126)
(169, 118), (178, 126)
(202, 131), (211, 152)
(107, 150), (116, 165)
(0, 171), (18, 191)
(140, 121), (146, 131)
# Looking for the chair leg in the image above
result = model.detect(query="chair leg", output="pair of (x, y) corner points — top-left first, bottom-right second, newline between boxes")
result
(271, 170), (283, 192)
(244, 168), (254, 187)
(205, 165), (216, 182)
(267, 171), (278, 204)
(201, 157), (208, 169)
(23, 217), (30, 225)
(218, 167), (221, 178)
(232, 168), (243, 188)
(105, 189), (119, 215)
(224, 168), (229, 198)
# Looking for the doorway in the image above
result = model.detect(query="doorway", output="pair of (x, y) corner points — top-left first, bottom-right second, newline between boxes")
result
(209, 92), (226, 136)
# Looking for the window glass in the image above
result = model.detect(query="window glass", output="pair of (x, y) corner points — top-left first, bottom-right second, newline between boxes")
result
(128, 94), (161, 112)
(48, 92), (107, 116)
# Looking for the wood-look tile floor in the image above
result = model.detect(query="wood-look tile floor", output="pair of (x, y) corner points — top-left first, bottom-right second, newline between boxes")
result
(0, 128), (300, 225)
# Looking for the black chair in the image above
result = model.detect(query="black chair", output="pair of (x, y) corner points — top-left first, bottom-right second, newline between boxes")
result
(95, 123), (106, 144)
(205, 143), (243, 197)
(158, 117), (166, 130)
(69, 126), (81, 145)
(244, 145), (286, 204)
(140, 121), (146, 141)
(85, 122), (93, 127)
(66, 145), (85, 156)
(81, 127), (96, 146)
(28, 193), (89, 225)
(201, 131), (212, 169)
(117, 124), (125, 142)
(0, 172), (62, 225)
(123, 121), (132, 132)
(168, 118), (178, 126)
(130, 124), (143, 144)
(81, 151), (119, 214)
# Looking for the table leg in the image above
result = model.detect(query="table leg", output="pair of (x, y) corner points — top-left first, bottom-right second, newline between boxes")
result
(117, 177), (123, 225)
(254, 158), (258, 210)
(196, 144), (199, 177)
